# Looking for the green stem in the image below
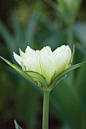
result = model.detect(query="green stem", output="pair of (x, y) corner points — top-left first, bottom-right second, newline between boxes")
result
(67, 24), (74, 84)
(67, 24), (73, 50)
(42, 91), (50, 129)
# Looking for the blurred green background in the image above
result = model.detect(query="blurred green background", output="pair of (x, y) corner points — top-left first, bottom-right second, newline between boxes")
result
(0, 0), (86, 129)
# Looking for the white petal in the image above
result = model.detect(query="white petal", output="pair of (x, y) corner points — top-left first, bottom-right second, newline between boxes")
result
(25, 46), (35, 58)
(13, 52), (24, 67)
(54, 48), (71, 75)
(19, 48), (26, 59)
(26, 53), (38, 72)
(13, 52), (30, 71)
(40, 46), (52, 56)
(38, 52), (55, 84)
(53, 45), (69, 57)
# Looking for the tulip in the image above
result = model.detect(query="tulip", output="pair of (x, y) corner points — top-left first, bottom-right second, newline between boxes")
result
(0, 45), (86, 129)
(13, 45), (72, 85)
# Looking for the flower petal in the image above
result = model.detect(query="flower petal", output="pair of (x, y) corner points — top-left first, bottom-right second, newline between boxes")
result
(40, 46), (52, 56)
(54, 48), (71, 75)
(25, 46), (35, 58)
(26, 56), (38, 72)
(13, 52), (23, 67)
(19, 48), (26, 59)
(53, 45), (69, 57)
(38, 51), (55, 84)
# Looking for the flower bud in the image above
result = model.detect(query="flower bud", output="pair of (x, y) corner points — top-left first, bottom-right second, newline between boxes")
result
(57, 0), (81, 24)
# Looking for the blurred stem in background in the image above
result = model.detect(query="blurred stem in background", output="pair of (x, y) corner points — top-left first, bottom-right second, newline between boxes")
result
(67, 24), (74, 85)
(42, 91), (50, 129)
(67, 24), (73, 50)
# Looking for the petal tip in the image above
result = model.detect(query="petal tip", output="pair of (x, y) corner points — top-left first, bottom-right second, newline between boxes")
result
(13, 51), (16, 57)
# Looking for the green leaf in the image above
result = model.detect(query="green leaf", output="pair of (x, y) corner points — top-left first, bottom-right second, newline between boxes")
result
(11, 11), (25, 49)
(17, 82), (41, 129)
(74, 56), (86, 129)
(75, 56), (86, 97)
(0, 56), (36, 85)
(52, 80), (85, 129)
(73, 22), (86, 47)
(41, 30), (65, 50)
(50, 91), (66, 123)
(0, 20), (16, 54)
(25, 13), (40, 46)
(76, 42), (86, 55)
(49, 61), (86, 90)
(14, 120), (22, 129)
(0, 56), (47, 89)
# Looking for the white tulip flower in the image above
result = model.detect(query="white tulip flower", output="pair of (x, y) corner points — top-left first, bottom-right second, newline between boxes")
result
(1, 44), (86, 129)
(13, 45), (72, 85)
(1, 44), (86, 91)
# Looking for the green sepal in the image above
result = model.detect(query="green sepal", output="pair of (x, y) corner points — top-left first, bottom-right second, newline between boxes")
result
(14, 120), (22, 129)
(0, 56), (47, 89)
(49, 61), (86, 91)
(25, 71), (47, 89)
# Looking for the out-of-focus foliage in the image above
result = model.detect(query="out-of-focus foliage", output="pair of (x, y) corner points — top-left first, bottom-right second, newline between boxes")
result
(0, 0), (86, 129)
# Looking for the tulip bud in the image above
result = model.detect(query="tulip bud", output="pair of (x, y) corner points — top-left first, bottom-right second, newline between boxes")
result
(57, 0), (81, 24)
